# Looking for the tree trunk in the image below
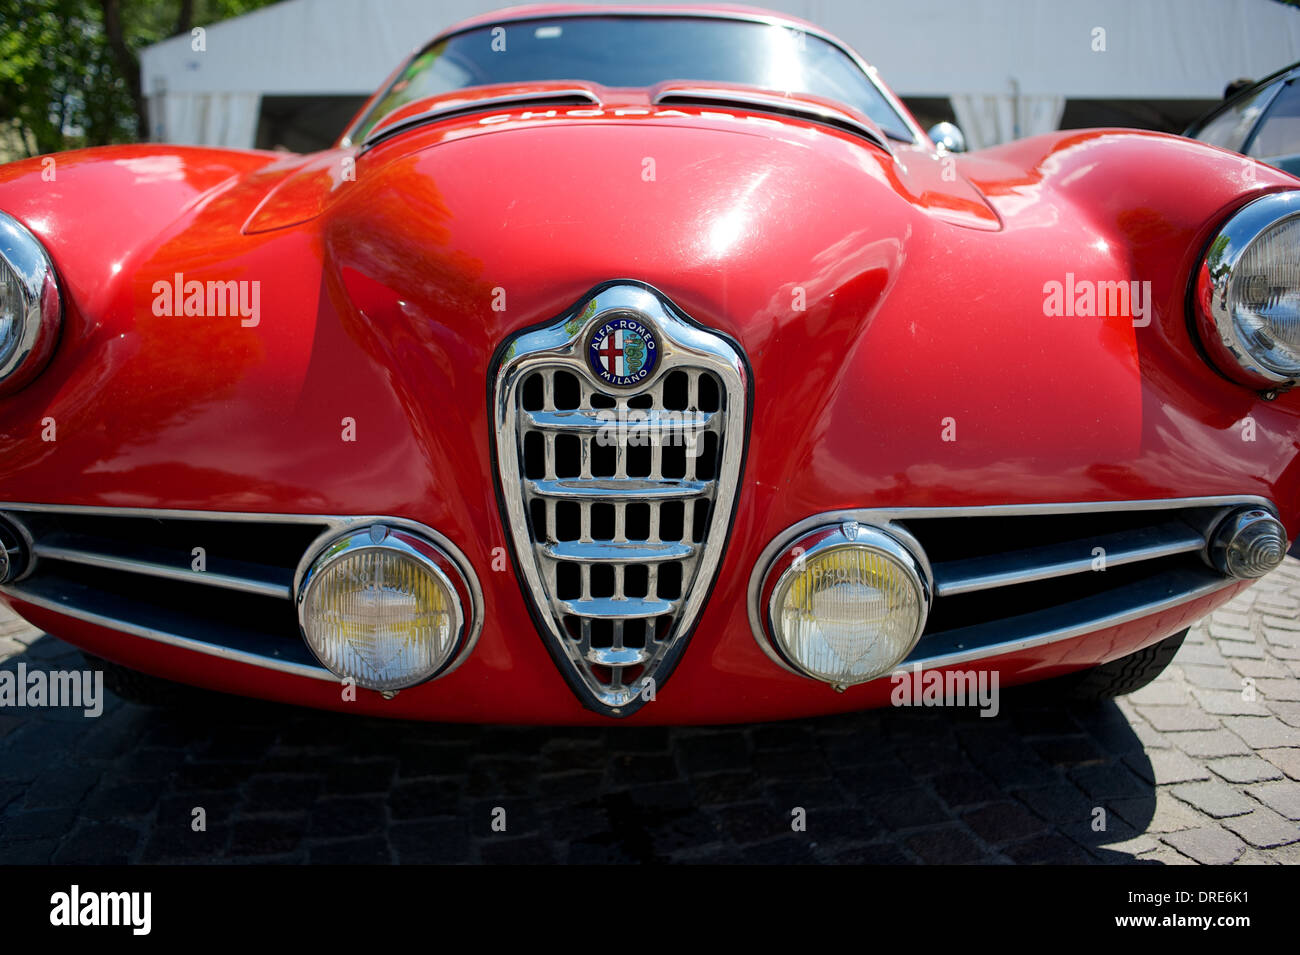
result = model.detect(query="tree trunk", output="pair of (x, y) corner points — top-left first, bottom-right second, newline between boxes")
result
(99, 0), (148, 141)
(175, 0), (196, 36)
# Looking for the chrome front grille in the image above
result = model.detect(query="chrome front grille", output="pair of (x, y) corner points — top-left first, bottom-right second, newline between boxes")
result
(494, 283), (748, 716)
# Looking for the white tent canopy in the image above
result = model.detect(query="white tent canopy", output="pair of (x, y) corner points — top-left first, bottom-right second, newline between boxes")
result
(141, 0), (1300, 149)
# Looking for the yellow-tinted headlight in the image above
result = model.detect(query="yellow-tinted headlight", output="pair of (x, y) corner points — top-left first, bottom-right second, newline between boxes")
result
(298, 526), (465, 691)
(765, 524), (929, 686)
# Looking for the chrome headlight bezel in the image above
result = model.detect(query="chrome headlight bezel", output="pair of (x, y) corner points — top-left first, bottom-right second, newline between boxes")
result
(295, 523), (475, 692)
(1195, 191), (1300, 388)
(0, 211), (61, 395)
(758, 521), (932, 687)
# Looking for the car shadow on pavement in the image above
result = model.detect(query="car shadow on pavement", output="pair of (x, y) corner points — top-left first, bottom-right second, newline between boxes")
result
(0, 635), (1159, 864)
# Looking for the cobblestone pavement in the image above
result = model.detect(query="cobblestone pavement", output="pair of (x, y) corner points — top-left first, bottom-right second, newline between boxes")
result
(1, 561), (1299, 865)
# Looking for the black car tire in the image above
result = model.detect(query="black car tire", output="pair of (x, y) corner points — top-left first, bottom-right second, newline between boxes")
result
(1056, 628), (1189, 702)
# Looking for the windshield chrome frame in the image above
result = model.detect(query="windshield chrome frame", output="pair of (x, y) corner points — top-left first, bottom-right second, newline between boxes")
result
(340, 8), (922, 147)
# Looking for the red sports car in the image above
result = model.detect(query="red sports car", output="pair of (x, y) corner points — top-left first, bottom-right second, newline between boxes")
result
(0, 3), (1297, 723)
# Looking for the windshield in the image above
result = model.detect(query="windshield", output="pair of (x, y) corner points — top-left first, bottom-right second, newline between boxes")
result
(1191, 82), (1280, 152)
(354, 15), (913, 142)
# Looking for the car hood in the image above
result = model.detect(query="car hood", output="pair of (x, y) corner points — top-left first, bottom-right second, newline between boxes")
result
(0, 117), (1297, 525)
(243, 85), (1001, 236)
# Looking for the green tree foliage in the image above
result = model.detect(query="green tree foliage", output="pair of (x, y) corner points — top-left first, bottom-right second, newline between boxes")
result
(0, 0), (278, 157)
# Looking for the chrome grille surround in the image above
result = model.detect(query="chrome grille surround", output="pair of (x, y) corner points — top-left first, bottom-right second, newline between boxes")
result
(493, 282), (748, 716)
(748, 496), (1278, 679)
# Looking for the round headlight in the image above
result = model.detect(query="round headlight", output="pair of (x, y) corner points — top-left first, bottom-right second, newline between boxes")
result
(297, 525), (469, 692)
(0, 211), (61, 395)
(762, 522), (930, 687)
(1208, 506), (1288, 579)
(1196, 191), (1300, 387)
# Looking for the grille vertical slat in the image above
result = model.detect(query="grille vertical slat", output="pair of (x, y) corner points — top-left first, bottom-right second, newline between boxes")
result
(494, 284), (748, 715)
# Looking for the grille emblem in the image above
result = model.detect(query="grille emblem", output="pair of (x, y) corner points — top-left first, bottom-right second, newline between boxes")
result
(492, 282), (749, 717)
(587, 316), (660, 387)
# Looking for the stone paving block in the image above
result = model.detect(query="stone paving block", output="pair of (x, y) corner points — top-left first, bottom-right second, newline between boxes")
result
(1136, 844), (1198, 865)
(1172, 643), (1229, 667)
(1260, 614), (1300, 631)
(21, 767), (98, 810)
(1161, 827), (1246, 864)
(1013, 784), (1094, 825)
(1096, 833), (1161, 858)
(0, 839), (57, 864)
(1180, 665), (1246, 691)
(1221, 716), (1300, 748)
(1128, 719), (1174, 750)
(1030, 736), (1108, 767)
(1219, 641), (1266, 659)
(1212, 610), (1254, 629)
(308, 797), (386, 839)
(1259, 748), (1300, 781)
(308, 837), (391, 864)
(739, 837), (817, 864)
(1230, 849), (1276, 863)
(2, 806), (77, 840)
(1265, 841), (1300, 865)
(930, 771), (1003, 808)
(81, 780), (161, 819)
(864, 788), (951, 830)
(1263, 627), (1300, 648)
(479, 836), (560, 864)
(1230, 658), (1293, 679)
(1255, 677), (1300, 701)
(1128, 682), (1192, 706)
(827, 841), (913, 865)
(1209, 620), (1254, 643)
(1171, 729), (1253, 759)
(1110, 791), (1205, 834)
(1245, 780), (1300, 820)
(1254, 596), (1299, 614)
(1219, 808), (1300, 848)
(390, 820), (472, 864)
(1126, 749), (1211, 785)
(1189, 688), (1270, 716)
(51, 823), (140, 865)
(1266, 700), (1300, 727)
(1169, 781), (1257, 818)
(1002, 834), (1094, 864)
(902, 826), (988, 864)
(1133, 705), (1221, 733)
(1071, 761), (1152, 799)
(1207, 756), (1285, 784)
(961, 802), (1049, 844)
